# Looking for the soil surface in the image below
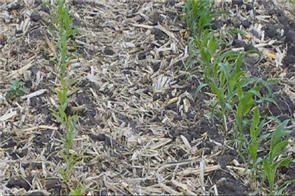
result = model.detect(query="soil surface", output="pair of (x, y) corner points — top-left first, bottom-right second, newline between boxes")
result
(0, 0), (295, 195)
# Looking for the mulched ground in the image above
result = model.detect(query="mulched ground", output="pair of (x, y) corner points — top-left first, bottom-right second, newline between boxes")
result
(0, 0), (295, 195)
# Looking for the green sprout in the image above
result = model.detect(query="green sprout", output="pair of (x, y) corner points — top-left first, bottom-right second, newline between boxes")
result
(183, 0), (294, 194)
(263, 120), (292, 194)
(53, 0), (83, 193)
(6, 80), (28, 100)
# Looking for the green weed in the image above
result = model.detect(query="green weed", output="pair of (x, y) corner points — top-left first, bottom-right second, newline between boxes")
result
(6, 80), (28, 100)
(70, 185), (87, 196)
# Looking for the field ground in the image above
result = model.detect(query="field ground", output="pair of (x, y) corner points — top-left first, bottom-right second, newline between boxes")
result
(1, 0), (295, 195)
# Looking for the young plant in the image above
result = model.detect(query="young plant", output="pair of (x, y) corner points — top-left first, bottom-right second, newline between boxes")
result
(184, 0), (214, 73)
(183, 0), (213, 36)
(54, 0), (81, 191)
(235, 85), (254, 132)
(248, 108), (261, 167)
(70, 185), (87, 196)
(195, 32), (230, 129)
(185, 37), (200, 72)
(6, 80), (28, 100)
(247, 107), (269, 191)
(262, 120), (292, 194)
(184, 0), (294, 194)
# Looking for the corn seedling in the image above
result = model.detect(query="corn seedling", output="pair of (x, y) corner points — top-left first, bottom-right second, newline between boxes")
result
(247, 108), (261, 187)
(197, 32), (247, 132)
(184, 0), (214, 73)
(247, 107), (268, 191)
(185, 38), (200, 72)
(183, 0), (294, 194)
(53, 0), (81, 191)
(262, 120), (292, 194)
(183, 0), (213, 36)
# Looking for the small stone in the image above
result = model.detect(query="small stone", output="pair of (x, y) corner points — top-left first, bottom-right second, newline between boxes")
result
(40, 4), (50, 14)
(211, 20), (223, 30)
(34, 0), (42, 6)
(166, 0), (176, 6)
(90, 133), (106, 141)
(232, 19), (241, 28)
(241, 20), (251, 28)
(124, 42), (136, 48)
(149, 11), (160, 25)
(72, 0), (84, 5)
(30, 12), (41, 22)
(73, 17), (80, 26)
(0, 34), (7, 47)
(45, 178), (61, 191)
(232, 0), (243, 6)
(244, 43), (255, 51)
(245, 53), (260, 65)
(245, 3), (253, 11)
(152, 28), (167, 40)
(232, 39), (247, 48)
(265, 25), (278, 38)
(136, 15), (145, 23)
(285, 31), (295, 43)
(6, 176), (33, 191)
(103, 47), (114, 55)
(283, 54), (295, 67)
(278, 15), (289, 26)
(27, 191), (49, 196)
(138, 52), (146, 60)
(287, 44), (295, 54)
(7, 1), (21, 11)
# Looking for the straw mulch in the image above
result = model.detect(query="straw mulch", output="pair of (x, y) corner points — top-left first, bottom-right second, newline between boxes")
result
(0, 0), (295, 195)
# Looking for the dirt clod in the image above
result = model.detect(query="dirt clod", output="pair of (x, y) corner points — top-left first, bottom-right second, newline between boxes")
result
(6, 177), (33, 191)
(103, 47), (114, 55)
(30, 12), (41, 22)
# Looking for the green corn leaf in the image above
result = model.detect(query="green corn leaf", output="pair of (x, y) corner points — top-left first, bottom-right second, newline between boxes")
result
(250, 107), (260, 139)
(248, 141), (259, 161)
(193, 83), (208, 98)
(248, 87), (261, 98)
(200, 48), (211, 64)
(275, 158), (292, 170)
(271, 120), (289, 149)
(236, 92), (254, 119)
(263, 160), (275, 191)
(208, 34), (217, 55)
(270, 140), (289, 161)
(209, 80), (224, 106)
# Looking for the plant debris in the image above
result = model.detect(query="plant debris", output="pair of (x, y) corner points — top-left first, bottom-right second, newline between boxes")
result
(0, 0), (295, 195)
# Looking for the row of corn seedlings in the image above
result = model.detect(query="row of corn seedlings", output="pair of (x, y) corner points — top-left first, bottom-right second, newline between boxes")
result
(53, 0), (85, 194)
(184, 0), (293, 194)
